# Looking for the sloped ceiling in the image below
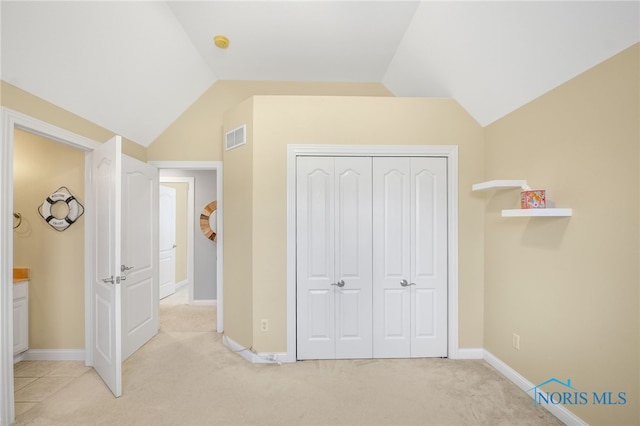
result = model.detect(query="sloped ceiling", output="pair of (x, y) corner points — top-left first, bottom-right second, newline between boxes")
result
(1, 1), (638, 147)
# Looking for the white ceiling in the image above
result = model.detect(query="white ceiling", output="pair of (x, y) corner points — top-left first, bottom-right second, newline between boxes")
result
(1, 1), (638, 147)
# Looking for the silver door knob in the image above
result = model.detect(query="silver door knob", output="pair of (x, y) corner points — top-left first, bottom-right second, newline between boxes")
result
(121, 264), (134, 272)
(400, 279), (416, 287)
(102, 276), (114, 284)
(331, 280), (345, 288)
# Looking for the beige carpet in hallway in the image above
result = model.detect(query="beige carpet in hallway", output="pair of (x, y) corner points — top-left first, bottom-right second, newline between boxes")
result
(14, 304), (562, 425)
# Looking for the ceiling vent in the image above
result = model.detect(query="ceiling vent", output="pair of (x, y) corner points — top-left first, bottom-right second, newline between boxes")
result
(225, 125), (246, 151)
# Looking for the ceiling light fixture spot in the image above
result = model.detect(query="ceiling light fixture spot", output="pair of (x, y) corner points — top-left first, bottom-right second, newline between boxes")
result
(214, 35), (230, 49)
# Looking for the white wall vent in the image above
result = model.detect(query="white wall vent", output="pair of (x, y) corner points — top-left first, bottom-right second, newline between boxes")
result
(225, 125), (246, 151)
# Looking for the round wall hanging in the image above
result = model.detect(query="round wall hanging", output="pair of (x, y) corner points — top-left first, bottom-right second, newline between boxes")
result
(38, 186), (84, 232)
(200, 200), (217, 242)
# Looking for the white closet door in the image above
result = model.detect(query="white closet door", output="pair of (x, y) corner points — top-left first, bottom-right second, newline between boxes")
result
(372, 158), (411, 358)
(297, 157), (372, 360)
(410, 157), (448, 357)
(373, 157), (448, 358)
(334, 158), (373, 359)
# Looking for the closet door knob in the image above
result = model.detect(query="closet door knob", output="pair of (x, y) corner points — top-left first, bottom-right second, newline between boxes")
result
(400, 279), (415, 287)
(331, 280), (345, 288)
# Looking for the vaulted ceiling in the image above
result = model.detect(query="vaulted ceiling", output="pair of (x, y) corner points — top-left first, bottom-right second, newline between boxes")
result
(1, 1), (638, 147)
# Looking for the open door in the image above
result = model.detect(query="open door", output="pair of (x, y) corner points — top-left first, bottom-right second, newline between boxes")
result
(91, 135), (123, 397)
(121, 156), (159, 360)
(158, 185), (177, 299)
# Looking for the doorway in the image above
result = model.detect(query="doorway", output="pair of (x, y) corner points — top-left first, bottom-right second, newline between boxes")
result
(1, 108), (101, 425)
(150, 162), (223, 333)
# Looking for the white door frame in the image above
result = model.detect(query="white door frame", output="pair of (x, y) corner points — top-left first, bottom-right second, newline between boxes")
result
(149, 162), (223, 333)
(286, 144), (460, 363)
(159, 177), (195, 303)
(0, 107), (100, 426)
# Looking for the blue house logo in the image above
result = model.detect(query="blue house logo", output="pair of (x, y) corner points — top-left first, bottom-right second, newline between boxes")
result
(527, 378), (626, 407)
(528, 378), (579, 407)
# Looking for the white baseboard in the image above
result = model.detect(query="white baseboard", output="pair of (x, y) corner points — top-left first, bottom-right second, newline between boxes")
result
(190, 299), (216, 306)
(175, 280), (188, 290)
(20, 349), (85, 361)
(221, 335), (285, 364)
(483, 350), (587, 426)
(451, 347), (483, 359)
(253, 352), (287, 364)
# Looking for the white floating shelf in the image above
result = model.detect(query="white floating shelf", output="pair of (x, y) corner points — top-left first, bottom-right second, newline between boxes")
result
(472, 180), (528, 191)
(502, 208), (573, 217)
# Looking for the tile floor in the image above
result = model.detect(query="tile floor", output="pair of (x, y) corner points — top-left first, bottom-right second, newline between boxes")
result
(13, 287), (187, 417)
(13, 360), (91, 416)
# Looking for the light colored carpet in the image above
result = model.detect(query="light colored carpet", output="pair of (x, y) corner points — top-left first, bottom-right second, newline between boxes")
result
(14, 305), (562, 425)
(159, 304), (216, 332)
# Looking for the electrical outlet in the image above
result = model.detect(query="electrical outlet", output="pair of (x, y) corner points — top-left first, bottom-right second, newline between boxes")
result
(512, 333), (520, 350)
(260, 319), (269, 332)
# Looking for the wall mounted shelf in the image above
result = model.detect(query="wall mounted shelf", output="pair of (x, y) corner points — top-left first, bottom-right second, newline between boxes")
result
(502, 208), (573, 217)
(473, 180), (572, 218)
(472, 180), (527, 191)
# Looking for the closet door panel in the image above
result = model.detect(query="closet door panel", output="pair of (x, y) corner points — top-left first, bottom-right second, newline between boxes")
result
(373, 157), (411, 358)
(335, 158), (372, 358)
(410, 157), (448, 357)
(297, 157), (373, 360)
(297, 157), (336, 359)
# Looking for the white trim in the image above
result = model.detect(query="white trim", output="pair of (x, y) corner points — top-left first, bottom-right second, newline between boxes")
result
(483, 350), (587, 426)
(150, 161), (224, 334)
(286, 144), (459, 363)
(454, 348), (484, 360)
(221, 335), (283, 364)
(221, 335), (254, 363)
(1, 107), (99, 426)
(159, 177), (195, 306)
(20, 349), (85, 361)
(150, 161), (220, 170)
(175, 279), (189, 290)
(190, 299), (217, 307)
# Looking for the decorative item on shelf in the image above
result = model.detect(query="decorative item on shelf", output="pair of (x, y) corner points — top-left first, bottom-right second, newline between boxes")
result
(13, 212), (22, 229)
(200, 200), (217, 242)
(520, 189), (546, 209)
(37, 186), (84, 232)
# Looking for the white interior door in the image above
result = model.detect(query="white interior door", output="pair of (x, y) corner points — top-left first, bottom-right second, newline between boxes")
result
(373, 157), (448, 358)
(410, 157), (448, 357)
(372, 157), (411, 358)
(158, 185), (177, 299)
(121, 156), (159, 360)
(334, 158), (373, 359)
(296, 157), (372, 360)
(91, 136), (122, 397)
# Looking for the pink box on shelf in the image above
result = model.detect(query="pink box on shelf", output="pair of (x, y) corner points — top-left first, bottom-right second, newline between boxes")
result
(520, 190), (546, 209)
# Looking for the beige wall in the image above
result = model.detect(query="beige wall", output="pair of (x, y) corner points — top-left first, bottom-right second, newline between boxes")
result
(148, 81), (393, 162)
(222, 97), (255, 347)
(484, 44), (639, 425)
(222, 96), (485, 352)
(13, 129), (85, 349)
(1, 81), (147, 161)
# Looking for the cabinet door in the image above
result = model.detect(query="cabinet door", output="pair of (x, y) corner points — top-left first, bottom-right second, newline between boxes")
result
(13, 283), (29, 355)
(373, 157), (448, 358)
(296, 157), (372, 360)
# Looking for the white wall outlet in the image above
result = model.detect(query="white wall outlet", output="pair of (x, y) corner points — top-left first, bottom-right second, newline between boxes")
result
(512, 333), (520, 350)
(260, 319), (269, 332)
